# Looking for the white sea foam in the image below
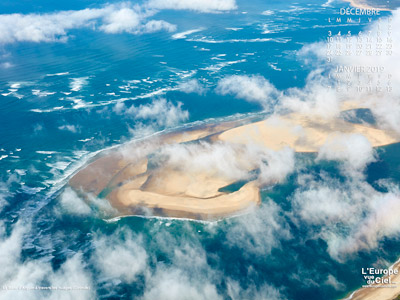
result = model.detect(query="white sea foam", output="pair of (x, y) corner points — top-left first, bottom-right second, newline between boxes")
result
(261, 10), (274, 15)
(172, 28), (204, 39)
(200, 59), (246, 72)
(10, 83), (21, 89)
(187, 37), (291, 43)
(20, 185), (45, 195)
(32, 86), (178, 113)
(73, 150), (89, 158)
(0, 155), (8, 161)
(1, 90), (23, 99)
(70, 77), (89, 92)
(78, 138), (94, 142)
(32, 90), (56, 97)
(68, 97), (91, 109)
(46, 72), (69, 76)
(268, 62), (282, 71)
(46, 161), (71, 171)
(36, 151), (58, 155)
(127, 80), (141, 84)
(15, 169), (26, 176)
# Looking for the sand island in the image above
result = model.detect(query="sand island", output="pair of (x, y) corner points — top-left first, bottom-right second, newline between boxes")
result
(69, 104), (399, 221)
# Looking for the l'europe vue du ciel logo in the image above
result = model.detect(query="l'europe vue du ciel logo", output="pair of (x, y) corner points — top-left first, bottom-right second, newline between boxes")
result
(361, 267), (399, 287)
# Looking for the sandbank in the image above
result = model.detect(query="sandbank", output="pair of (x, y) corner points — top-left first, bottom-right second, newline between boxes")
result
(217, 112), (398, 152)
(69, 105), (399, 220)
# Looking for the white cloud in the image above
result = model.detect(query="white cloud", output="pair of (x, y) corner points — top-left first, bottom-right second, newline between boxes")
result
(258, 146), (295, 185)
(177, 79), (206, 94)
(0, 0), (238, 45)
(0, 4), (176, 45)
(216, 75), (278, 108)
(47, 254), (94, 300)
(225, 200), (291, 256)
(154, 140), (296, 189)
(142, 20), (177, 33)
(94, 231), (148, 283)
(317, 133), (376, 171)
(121, 98), (189, 128)
(0, 222), (95, 299)
(293, 185), (354, 226)
(142, 268), (222, 300)
(100, 7), (141, 33)
(146, 0), (237, 13)
(59, 187), (91, 215)
(158, 141), (253, 181)
(0, 62), (13, 69)
(99, 6), (176, 34)
(112, 101), (126, 114)
(227, 279), (284, 300)
(141, 237), (223, 300)
(325, 274), (346, 291)
(278, 76), (341, 119)
(0, 8), (105, 44)
(58, 124), (78, 133)
(292, 173), (400, 261)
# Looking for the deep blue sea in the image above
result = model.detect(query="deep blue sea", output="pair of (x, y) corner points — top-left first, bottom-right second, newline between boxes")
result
(0, 0), (399, 299)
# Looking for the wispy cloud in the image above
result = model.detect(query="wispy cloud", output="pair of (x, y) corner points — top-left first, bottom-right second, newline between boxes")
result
(216, 75), (278, 108)
(0, 3), (176, 45)
(115, 98), (189, 128)
(292, 173), (400, 261)
(226, 200), (291, 256)
(177, 78), (206, 94)
(0, 221), (95, 299)
(317, 133), (376, 172)
(93, 230), (148, 284)
(0, 0), (238, 45)
(146, 0), (237, 13)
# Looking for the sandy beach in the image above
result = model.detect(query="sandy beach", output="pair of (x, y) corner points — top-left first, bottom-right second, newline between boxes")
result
(69, 106), (399, 220)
